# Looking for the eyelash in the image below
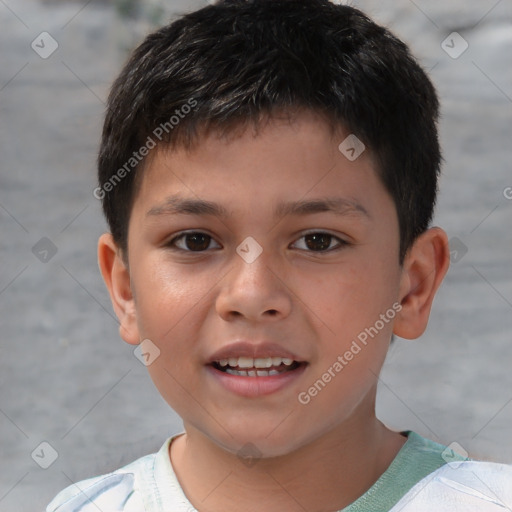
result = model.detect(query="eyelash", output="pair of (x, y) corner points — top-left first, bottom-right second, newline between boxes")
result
(166, 231), (348, 253)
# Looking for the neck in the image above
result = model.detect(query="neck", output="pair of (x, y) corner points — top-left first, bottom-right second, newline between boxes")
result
(170, 403), (406, 512)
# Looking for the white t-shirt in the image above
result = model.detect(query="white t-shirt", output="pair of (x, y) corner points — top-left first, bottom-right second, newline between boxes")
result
(46, 431), (512, 511)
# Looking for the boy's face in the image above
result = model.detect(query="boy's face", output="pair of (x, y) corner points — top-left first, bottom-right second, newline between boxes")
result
(116, 111), (408, 455)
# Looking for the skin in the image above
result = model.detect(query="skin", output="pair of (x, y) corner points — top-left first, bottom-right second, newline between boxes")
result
(99, 110), (450, 512)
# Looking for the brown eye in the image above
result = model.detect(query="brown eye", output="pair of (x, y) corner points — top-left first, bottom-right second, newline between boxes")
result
(292, 232), (345, 252)
(185, 233), (211, 251)
(171, 232), (220, 252)
(304, 233), (333, 251)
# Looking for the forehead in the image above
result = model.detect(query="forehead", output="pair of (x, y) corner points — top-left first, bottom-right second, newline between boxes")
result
(130, 111), (392, 227)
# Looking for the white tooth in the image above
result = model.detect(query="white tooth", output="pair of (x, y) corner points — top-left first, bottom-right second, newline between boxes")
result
(226, 368), (249, 376)
(282, 358), (293, 366)
(219, 359), (228, 367)
(272, 357), (282, 366)
(256, 370), (269, 376)
(247, 370), (257, 377)
(228, 358), (238, 367)
(268, 369), (280, 376)
(254, 357), (272, 368)
(238, 356), (254, 368)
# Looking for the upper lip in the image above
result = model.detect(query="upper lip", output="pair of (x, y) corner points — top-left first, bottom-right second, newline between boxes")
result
(207, 341), (304, 364)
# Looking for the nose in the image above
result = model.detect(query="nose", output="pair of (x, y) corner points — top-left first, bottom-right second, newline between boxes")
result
(215, 251), (293, 323)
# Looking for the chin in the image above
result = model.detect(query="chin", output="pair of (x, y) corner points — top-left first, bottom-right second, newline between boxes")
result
(200, 421), (309, 460)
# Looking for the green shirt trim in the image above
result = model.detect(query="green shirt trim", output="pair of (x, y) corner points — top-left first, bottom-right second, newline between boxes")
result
(341, 431), (460, 512)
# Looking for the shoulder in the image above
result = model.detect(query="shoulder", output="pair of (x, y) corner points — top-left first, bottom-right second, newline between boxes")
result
(393, 460), (512, 511)
(45, 449), (160, 512)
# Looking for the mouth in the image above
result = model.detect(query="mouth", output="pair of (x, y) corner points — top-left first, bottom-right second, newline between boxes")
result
(210, 356), (305, 377)
(206, 342), (308, 396)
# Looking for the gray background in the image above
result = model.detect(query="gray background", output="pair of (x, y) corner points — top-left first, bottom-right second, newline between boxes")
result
(0, 0), (511, 510)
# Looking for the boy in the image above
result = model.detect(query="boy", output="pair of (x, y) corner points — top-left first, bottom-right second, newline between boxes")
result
(47, 0), (512, 510)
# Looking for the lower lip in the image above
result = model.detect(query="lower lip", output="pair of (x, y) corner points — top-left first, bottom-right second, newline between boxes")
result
(206, 364), (307, 398)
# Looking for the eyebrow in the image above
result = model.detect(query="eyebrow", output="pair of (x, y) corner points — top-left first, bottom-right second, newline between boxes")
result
(146, 195), (370, 219)
(275, 198), (370, 219)
(147, 196), (228, 217)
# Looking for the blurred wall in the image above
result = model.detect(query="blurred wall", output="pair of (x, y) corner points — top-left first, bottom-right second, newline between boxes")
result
(0, 1), (510, 510)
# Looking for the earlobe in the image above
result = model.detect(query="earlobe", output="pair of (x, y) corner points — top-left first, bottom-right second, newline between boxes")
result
(393, 227), (450, 340)
(97, 233), (140, 345)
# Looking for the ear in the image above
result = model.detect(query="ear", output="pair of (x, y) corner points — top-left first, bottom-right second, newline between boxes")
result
(97, 233), (140, 345)
(393, 227), (450, 339)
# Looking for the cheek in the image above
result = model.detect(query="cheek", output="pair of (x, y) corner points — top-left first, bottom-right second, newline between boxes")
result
(132, 254), (213, 337)
(299, 260), (392, 329)
(344, 249), (401, 306)
(299, 258), (399, 379)
(145, 355), (206, 423)
(130, 258), (216, 399)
